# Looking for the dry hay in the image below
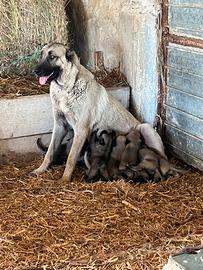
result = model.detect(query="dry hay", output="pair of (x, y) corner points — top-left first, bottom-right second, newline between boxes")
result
(93, 68), (128, 88)
(0, 68), (127, 98)
(0, 0), (68, 76)
(0, 76), (49, 98)
(0, 158), (202, 270)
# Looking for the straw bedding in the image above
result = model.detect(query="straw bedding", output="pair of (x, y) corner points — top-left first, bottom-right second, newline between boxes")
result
(0, 68), (127, 99)
(0, 158), (202, 270)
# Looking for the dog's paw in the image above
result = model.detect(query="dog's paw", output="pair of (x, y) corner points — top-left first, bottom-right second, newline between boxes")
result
(61, 174), (71, 182)
(30, 169), (42, 177)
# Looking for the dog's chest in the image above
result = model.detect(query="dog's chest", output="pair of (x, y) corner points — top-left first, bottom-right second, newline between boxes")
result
(50, 80), (87, 125)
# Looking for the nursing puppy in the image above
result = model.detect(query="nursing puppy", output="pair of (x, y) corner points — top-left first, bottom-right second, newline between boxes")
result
(84, 130), (115, 181)
(119, 129), (142, 170)
(131, 147), (185, 181)
(107, 134), (126, 178)
(37, 137), (70, 165)
(32, 42), (166, 181)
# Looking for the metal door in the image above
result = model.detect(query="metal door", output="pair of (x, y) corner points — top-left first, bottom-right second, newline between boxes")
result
(160, 0), (203, 170)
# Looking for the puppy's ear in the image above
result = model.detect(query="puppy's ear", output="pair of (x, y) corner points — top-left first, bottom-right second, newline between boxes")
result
(66, 49), (74, 62)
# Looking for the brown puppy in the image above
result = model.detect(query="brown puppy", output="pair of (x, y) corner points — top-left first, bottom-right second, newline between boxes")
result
(84, 130), (115, 181)
(119, 129), (142, 170)
(107, 134), (126, 178)
(131, 147), (185, 181)
(131, 147), (164, 181)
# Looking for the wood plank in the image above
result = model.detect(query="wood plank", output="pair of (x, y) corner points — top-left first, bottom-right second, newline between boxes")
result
(167, 44), (203, 76)
(169, 4), (203, 39)
(166, 87), (203, 118)
(166, 106), (203, 140)
(167, 68), (203, 98)
(165, 124), (203, 161)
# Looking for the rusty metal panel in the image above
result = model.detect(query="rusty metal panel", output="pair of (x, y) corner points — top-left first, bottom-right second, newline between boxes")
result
(169, 0), (203, 39)
(166, 106), (203, 139)
(165, 125), (203, 161)
(168, 68), (203, 97)
(167, 44), (203, 76)
(166, 87), (203, 117)
(165, 43), (203, 169)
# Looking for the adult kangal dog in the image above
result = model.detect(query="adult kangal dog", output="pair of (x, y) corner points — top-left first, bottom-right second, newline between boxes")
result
(32, 43), (166, 181)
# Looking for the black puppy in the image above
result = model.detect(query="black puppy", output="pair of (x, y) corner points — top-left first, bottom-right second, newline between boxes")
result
(84, 129), (115, 181)
(37, 131), (88, 166)
(37, 137), (72, 165)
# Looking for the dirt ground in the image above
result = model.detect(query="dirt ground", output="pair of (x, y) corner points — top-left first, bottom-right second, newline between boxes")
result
(0, 158), (202, 270)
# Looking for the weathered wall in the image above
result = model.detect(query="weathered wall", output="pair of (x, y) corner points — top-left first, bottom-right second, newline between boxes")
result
(67, 0), (122, 69)
(120, 1), (160, 124)
(67, 0), (160, 125)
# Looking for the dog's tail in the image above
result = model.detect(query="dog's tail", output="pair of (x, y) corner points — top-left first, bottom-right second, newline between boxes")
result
(37, 138), (48, 152)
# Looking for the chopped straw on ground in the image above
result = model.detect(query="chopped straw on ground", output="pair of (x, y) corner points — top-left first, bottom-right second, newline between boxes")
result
(0, 158), (202, 270)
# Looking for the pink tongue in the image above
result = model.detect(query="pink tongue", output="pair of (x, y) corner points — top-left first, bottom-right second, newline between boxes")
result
(39, 76), (49, 85)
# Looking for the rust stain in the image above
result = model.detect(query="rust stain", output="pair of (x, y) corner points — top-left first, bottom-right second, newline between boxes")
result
(165, 34), (203, 50)
(158, 0), (203, 139)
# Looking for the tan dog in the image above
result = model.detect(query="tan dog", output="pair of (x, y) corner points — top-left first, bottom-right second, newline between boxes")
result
(32, 43), (166, 181)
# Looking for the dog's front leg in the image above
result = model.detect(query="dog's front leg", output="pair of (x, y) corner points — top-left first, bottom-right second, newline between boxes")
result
(32, 121), (67, 175)
(62, 128), (89, 181)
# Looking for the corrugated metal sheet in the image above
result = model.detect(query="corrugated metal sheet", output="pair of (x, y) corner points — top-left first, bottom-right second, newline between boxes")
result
(165, 44), (203, 170)
(169, 0), (203, 39)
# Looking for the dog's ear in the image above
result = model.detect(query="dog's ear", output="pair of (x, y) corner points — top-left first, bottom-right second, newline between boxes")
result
(66, 49), (74, 62)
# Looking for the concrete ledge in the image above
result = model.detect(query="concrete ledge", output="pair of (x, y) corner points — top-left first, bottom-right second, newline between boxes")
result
(0, 86), (130, 160)
(163, 248), (203, 270)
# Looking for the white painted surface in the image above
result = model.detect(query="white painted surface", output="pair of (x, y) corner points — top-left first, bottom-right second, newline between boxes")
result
(0, 86), (129, 158)
(119, 1), (160, 125)
(69, 0), (160, 125)
(0, 94), (53, 139)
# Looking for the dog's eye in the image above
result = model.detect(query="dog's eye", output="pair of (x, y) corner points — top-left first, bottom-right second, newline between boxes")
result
(99, 138), (105, 145)
(49, 55), (57, 60)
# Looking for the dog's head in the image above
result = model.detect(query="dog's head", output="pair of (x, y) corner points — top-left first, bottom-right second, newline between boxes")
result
(34, 43), (74, 85)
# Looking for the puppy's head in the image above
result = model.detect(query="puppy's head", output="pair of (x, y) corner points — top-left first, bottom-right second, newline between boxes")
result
(34, 43), (74, 85)
(126, 129), (141, 144)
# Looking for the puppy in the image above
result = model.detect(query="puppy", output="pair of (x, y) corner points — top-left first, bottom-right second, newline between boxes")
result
(119, 129), (142, 170)
(37, 137), (72, 165)
(131, 147), (185, 181)
(107, 134), (126, 178)
(84, 130), (115, 181)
